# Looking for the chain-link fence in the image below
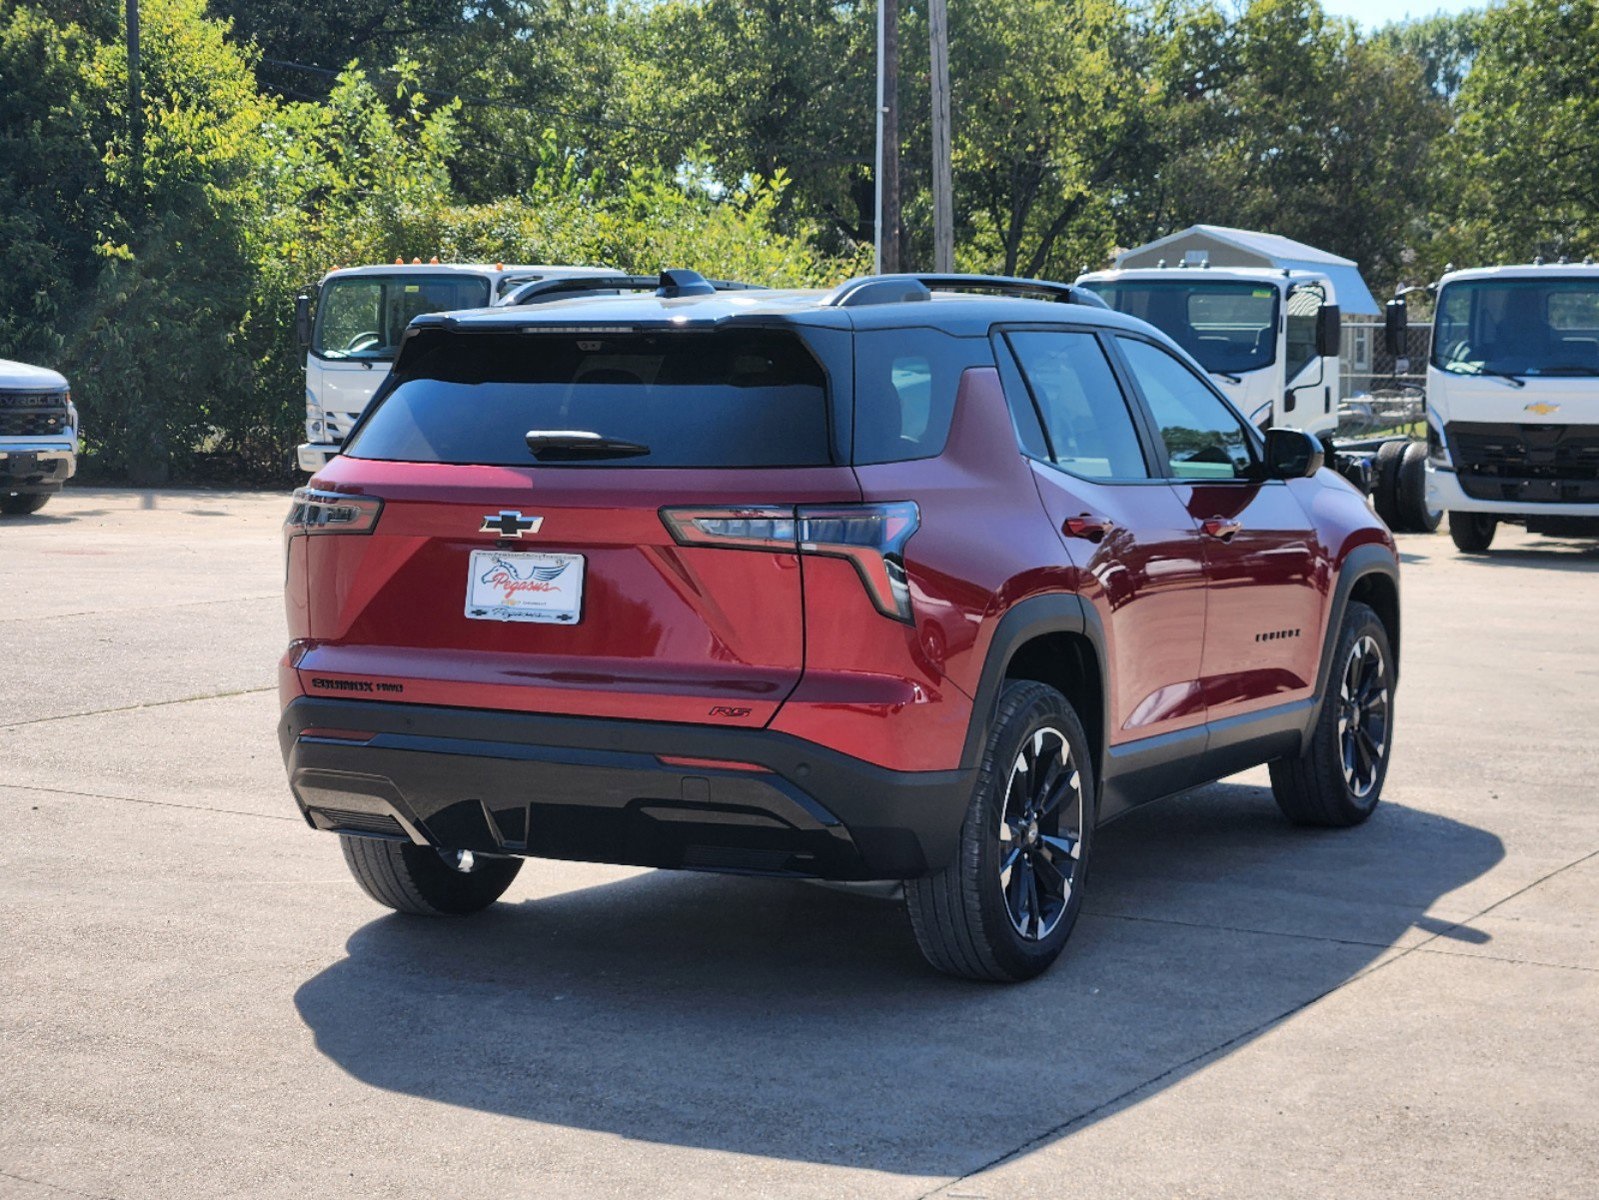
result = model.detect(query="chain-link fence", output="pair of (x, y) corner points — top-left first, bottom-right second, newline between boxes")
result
(1337, 319), (1430, 437)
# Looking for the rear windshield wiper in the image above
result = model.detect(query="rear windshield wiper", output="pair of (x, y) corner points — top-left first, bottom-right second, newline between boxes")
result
(525, 430), (651, 461)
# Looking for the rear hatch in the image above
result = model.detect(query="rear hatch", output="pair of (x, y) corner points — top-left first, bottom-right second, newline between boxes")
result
(292, 321), (859, 727)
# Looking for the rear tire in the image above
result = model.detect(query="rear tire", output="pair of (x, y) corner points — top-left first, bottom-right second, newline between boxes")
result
(1395, 443), (1441, 533)
(906, 680), (1094, 982)
(1449, 512), (1497, 553)
(1, 493), (49, 515)
(339, 835), (522, 915)
(1269, 601), (1393, 827)
(1371, 440), (1405, 529)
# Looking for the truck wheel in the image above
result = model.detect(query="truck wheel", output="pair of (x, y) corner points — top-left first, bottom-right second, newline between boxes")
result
(906, 680), (1094, 982)
(339, 835), (522, 915)
(1269, 601), (1393, 827)
(1395, 442), (1441, 533)
(1, 493), (49, 515)
(1371, 440), (1405, 529)
(1448, 512), (1497, 554)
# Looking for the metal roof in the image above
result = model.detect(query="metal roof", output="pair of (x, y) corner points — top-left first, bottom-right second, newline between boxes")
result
(1115, 224), (1381, 314)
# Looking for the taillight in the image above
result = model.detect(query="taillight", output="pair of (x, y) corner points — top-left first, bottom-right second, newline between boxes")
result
(285, 487), (383, 534)
(661, 501), (920, 622)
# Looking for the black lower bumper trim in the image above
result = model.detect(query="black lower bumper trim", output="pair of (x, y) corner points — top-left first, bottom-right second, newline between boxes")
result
(280, 698), (975, 880)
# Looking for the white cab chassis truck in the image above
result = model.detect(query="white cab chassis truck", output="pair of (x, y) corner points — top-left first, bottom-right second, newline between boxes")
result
(0, 358), (78, 515)
(1420, 262), (1599, 552)
(294, 262), (616, 473)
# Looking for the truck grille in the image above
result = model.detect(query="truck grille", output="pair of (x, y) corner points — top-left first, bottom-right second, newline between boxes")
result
(1447, 421), (1599, 503)
(0, 390), (70, 438)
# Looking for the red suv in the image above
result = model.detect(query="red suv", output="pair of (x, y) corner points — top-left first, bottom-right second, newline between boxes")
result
(279, 271), (1400, 981)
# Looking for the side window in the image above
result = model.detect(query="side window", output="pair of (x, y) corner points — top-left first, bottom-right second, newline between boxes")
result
(1115, 337), (1257, 481)
(853, 329), (990, 464)
(1005, 330), (1149, 480)
(1285, 287), (1321, 380)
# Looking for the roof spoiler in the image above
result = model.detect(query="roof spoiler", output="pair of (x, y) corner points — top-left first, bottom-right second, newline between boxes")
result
(498, 269), (766, 306)
(823, 273), (1110, 309)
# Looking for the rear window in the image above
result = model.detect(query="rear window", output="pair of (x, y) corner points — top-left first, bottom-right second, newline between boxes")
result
(853, 328), (992, 463)
(344, 330), (831, 468)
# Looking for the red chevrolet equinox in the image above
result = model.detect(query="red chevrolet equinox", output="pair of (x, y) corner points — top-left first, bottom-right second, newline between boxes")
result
(279, 270), (1400, 981)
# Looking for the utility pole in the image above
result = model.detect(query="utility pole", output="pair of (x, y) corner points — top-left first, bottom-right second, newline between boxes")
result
(929, 0), (953, 272)
(127, 0), (143, 190)
(880, 0), (901, 273)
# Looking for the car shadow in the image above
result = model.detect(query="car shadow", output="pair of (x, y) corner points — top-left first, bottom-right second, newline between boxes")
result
(294, 782), (1501, 1177)
(1463, 541), (1599, 571)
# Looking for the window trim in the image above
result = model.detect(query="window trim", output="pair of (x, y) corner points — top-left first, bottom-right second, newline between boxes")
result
(1106, 331), (1270, 486)
(990, 323), (1169, 486)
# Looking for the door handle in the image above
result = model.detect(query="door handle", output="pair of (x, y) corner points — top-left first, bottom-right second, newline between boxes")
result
(1202, 518), (1243, 542)
(1063, 514), (1116, 543)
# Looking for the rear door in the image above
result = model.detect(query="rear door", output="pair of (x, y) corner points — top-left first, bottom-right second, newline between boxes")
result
(994, 327), (1211, 746)
(296, 326), (859, 728)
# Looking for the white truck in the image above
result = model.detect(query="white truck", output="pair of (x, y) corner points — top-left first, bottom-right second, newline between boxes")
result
(294, 262), (617, 473)
(0, 358), (78, 515)
(1415, 262), (1599, 552)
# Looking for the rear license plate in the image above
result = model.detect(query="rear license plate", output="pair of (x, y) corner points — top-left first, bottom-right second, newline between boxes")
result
(465, 549), (585, 624)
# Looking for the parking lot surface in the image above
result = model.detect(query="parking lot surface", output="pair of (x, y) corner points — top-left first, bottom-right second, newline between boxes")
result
(3, 488), (1597, 1199)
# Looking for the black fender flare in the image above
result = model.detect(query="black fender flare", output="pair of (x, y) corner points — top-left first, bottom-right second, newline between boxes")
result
(959, 593), (1110, 773)
(1309, 543), (1401, 732)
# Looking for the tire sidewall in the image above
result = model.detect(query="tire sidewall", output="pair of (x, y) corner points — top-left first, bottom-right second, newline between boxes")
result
(968, 683), (1096, 980)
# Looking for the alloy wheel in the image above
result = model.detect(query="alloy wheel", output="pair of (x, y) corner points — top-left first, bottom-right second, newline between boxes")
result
(997, 726), (1084, 940)
(1338, 635), (1390, 798)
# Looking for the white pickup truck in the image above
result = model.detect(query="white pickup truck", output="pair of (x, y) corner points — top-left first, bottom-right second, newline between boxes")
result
(0, 358), (78, 515)
(294, 262), (619, 473)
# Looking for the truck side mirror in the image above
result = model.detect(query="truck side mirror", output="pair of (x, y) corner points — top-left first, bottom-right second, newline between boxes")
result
(1383, 299), (1408, 356)
(1315, 304), (1342, 358)
(294, 293), (313, 349)
(1264, 427), (1324, 480)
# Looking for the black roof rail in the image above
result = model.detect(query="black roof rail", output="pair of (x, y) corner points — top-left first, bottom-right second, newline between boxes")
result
(824, 273), (1109, 309)
(499, 270), (766, 306)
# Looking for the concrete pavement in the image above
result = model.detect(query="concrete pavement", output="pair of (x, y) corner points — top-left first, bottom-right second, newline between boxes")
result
(2, 488), (1595, 1198)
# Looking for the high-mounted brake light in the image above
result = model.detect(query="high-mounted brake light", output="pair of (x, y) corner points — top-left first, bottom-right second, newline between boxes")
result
(661, 501), (920, 622)
(285, 488), (383, 534)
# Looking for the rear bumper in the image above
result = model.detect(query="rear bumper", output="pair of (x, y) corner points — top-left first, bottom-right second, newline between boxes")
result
(279, 697), (975, 880)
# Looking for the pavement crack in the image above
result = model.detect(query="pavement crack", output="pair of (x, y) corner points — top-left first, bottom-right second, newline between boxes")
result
(0, 1169), (122, 1200)
(0, 782), (299, 823)
(0, 594), (279, 624)
(0, 687), (275, 731)
(1084, 909), (1397, 951)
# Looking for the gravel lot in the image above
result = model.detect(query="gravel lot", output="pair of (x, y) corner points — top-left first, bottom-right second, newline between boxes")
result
(3, 488), (1597, 1199)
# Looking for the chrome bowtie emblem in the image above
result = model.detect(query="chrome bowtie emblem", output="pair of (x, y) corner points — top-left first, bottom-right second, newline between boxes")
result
(480, 510), (543, 538)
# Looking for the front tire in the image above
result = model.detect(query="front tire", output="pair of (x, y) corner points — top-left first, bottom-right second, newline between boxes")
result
(340, 835), (522, 915)
(1, 493), (49, 515)
(1449, 512), (1497, 553)
(1269, 601), (1393, 827)
(906, 680), (1094, 982)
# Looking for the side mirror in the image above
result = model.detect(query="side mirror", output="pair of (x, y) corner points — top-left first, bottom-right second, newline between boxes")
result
(1264, 427), (1324, 480)
(1315, 304), (1342, 358)
(294, 293), (313, 349)
(1383, 299), (1408, 356)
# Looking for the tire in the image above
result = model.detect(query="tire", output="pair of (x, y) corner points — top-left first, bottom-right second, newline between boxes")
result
(339, 835), (522, 915)
(1371, 440), (1405, 529)
(906, 680), (1094, 982)
(1448, 512), (1497, 554)
(1395, 443), (1441, 533)
(1, 493), (49, 515)
(1269, 600), (1394, 827)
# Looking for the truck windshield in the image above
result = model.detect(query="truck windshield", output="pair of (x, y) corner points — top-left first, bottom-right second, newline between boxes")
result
(1079, 281), (1279, 374)
(1433, 278), (1599, 377)
(312, 274), (491, 362)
